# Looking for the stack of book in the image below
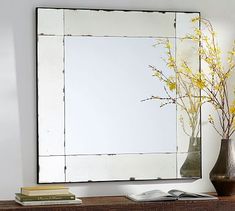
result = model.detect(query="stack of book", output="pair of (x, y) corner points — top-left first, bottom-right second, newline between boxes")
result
(15, 185), (82, 206)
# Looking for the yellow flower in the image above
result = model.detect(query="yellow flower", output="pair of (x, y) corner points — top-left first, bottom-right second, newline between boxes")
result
(166, 77), (176, 91)
(194, 28), (202, 36)
(192, 74), (206, 89)
(167, 56), (175, 69)
(205, 57), (213, 64)
(191, 36), (199, 41)
(167, 81), (176, 91)
(229, 101), (235, 115)
(198, 47), (205, 55)
(165, 41), (172, 49)
(225, 72), (231, 78)
(152, 70), (162, 79)
(191, 17), (200, 23)
(181, 63), (192, 73)
(214, 84), (222, 91)
(202, 36), (209, 42)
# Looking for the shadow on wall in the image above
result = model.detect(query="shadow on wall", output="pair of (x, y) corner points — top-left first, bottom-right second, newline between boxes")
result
(12, 4), (37, 188)
(0, 24), (23, 199)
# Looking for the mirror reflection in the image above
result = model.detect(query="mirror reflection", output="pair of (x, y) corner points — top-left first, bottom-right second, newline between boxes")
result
(65, 36), (176, 155)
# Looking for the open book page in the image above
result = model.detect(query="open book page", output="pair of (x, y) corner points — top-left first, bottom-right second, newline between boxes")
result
(168, 189), (218, 200)
(127, 190), (177, 202)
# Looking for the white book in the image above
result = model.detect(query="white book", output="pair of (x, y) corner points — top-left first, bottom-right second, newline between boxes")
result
(127, 189), (218, 202)
(15, 198), (82, 206)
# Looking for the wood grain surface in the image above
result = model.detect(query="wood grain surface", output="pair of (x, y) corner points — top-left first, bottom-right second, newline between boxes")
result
(1, 195), (235, 210)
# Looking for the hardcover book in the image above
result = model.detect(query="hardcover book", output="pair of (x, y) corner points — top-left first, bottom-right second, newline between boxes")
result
(127, 189), (218, 202)
(15, 198), (82, 206)
(21, 185), (69, 196)
(15, 193), (75, 202)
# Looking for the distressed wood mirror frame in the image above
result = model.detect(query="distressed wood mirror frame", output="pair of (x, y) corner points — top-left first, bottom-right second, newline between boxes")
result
(36, 7), (201, 183)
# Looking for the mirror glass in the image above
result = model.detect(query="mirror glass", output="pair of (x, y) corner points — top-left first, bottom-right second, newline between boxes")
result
(37, 8), (201, 183)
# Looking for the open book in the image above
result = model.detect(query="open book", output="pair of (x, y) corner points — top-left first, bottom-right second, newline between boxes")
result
(127, 189), (217, 202)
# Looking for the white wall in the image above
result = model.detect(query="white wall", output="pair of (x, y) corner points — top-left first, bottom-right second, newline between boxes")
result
(0, 0), (234, 200)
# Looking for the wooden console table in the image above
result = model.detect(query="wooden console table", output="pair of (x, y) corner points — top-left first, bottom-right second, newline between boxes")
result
(1, 195), (235, 211)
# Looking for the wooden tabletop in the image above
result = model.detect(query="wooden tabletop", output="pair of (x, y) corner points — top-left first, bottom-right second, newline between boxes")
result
(0, 195), (235, 210)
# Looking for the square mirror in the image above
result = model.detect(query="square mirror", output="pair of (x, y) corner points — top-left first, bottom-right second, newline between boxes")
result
(37, 8), (201, 183)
